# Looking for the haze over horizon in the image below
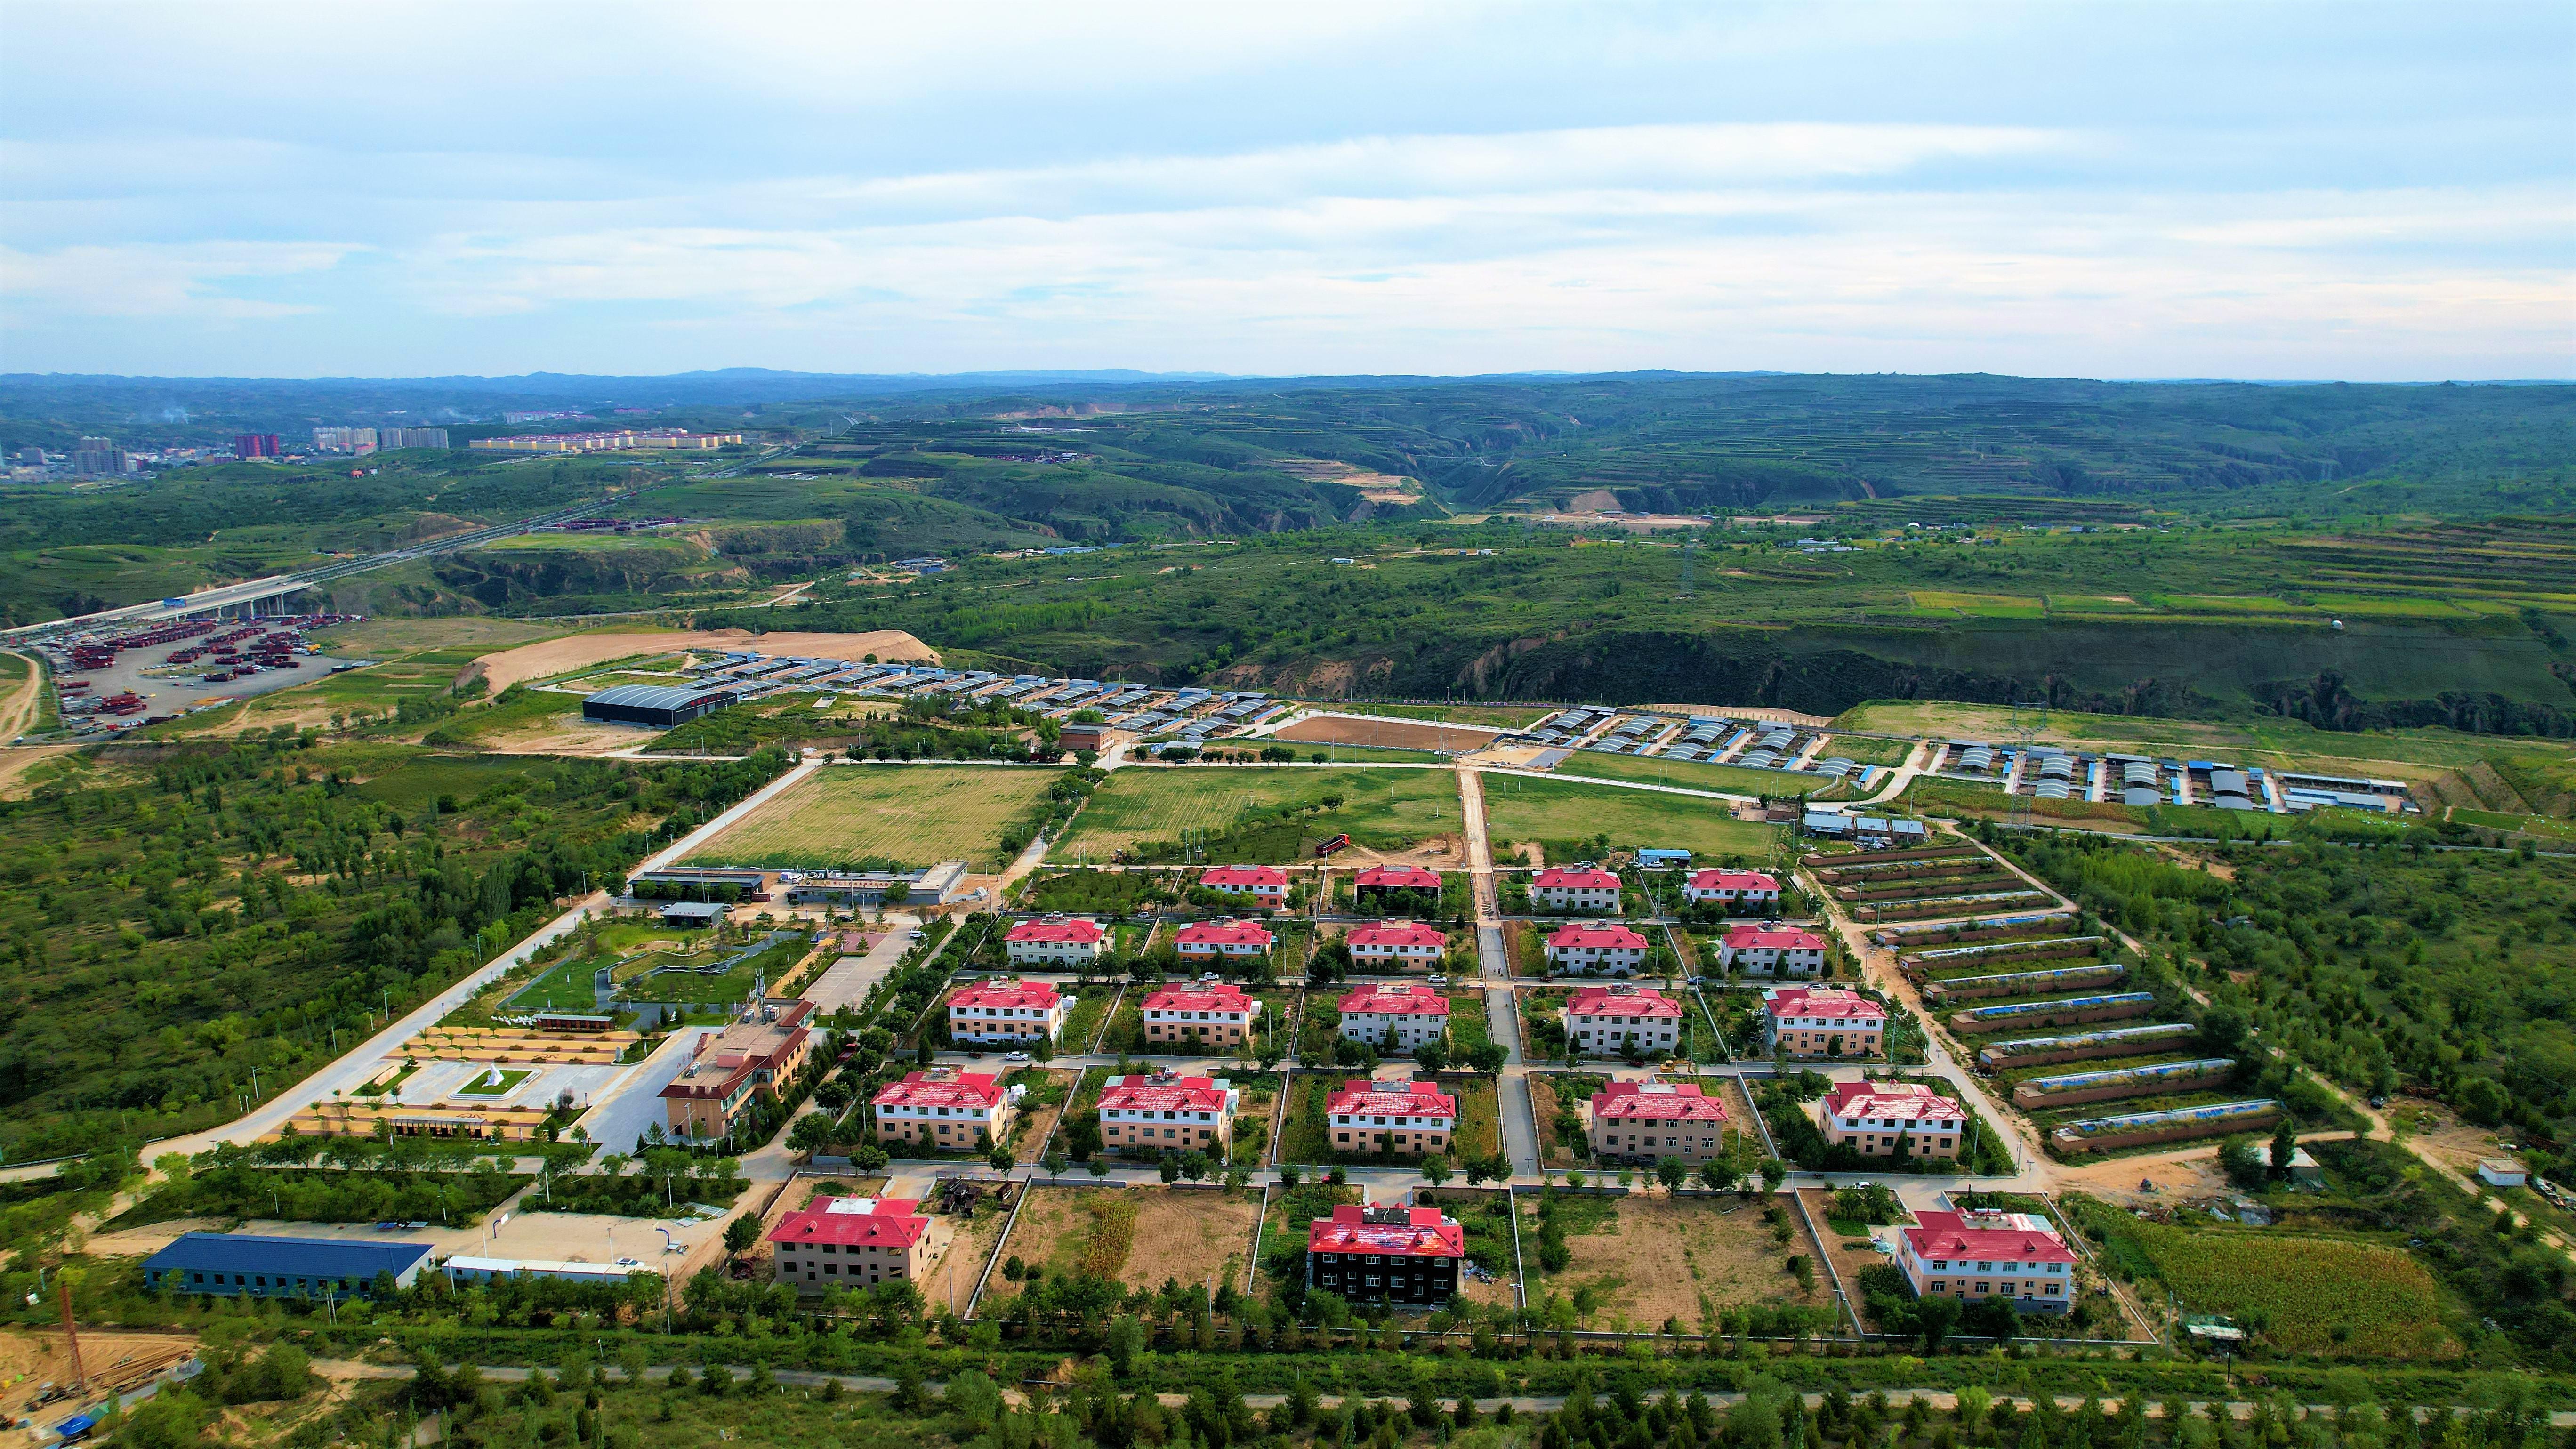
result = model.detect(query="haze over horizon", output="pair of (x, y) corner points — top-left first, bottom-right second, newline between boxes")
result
(4, 1), (2570, 382)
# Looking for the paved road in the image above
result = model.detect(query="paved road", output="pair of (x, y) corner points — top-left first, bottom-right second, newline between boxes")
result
(1460, 768), (1542, 1175)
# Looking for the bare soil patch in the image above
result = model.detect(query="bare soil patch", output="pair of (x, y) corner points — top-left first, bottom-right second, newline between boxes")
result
(1125, 1188), (1262, 1295)
(1543, 1195), (1822, 1330)
(924, 1195), (1014, 1315)
(0, 1328), (200, 1417)
(1796, 1186), (1895, 1313)
(1273, 714), (1501, 753)
(467, 628), (937, 693)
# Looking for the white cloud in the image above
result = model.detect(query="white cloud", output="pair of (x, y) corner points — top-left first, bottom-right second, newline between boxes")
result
(0, 239), (360, 320)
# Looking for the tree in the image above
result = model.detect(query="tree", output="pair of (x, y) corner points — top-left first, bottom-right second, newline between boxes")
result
(988, 1143), (1016, 1173)
(2218, 1135), (2268, 1191)
(851, 1144), (889, 1172)
(1657, 1156), (1690, 1193)
(1420, 1154), (1452, 1188)
(788, 1114), (837, 1157)
(1413, 1038), (1450, 1073)
(1105, 1314), (1149, 1377)
(1697, 1159), (1729, 1191)
(1759, 1159), (1787, 1191)
(723, 1214), (760, 1255)
(1467, 1042), (1510, 1075)
(1177, 1150), (1211, 1182)
(1462, 1158), (1490, 1188)
(2269, 1122), (2299, 1178)
(1159, 1153), (1182, 1184)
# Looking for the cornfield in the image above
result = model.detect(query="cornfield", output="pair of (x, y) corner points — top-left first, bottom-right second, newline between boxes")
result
(2131, 1221), (2455, 1358)
(1081, 1196), (1140, 1279)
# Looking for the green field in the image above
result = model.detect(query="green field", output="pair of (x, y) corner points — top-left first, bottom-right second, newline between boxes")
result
(684, 764), (1060, 870)
(2118, 1219), (2453, 1358)
(1054, 765), (1464, 864)
(1555, 750), (1847, 799)
(1482, 774), (1782, 864)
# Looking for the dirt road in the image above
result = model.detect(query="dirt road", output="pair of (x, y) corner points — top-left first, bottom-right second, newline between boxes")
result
(0, 650), (73, 799)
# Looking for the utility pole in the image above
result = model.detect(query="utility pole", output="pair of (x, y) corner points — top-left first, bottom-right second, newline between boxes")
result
(58, 1283), (86, 1393)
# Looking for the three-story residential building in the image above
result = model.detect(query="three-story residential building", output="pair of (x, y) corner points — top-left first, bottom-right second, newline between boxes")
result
(870, 1068), (1014, 1152)
(1531, 863), (1623, 912)
(770, 1197), (937, 1292)
(1587, 1080), (1731, 1164)
(1815, 1079), (1964, 1159)
(1004, 915), (1106, 967)
(1096, 1072), (1238, 1155)
(1761, 985), (1886, 1058)
(1199, 864), (1288, 908)
(1683, 869), (1779, 910)
(1545, 920), (1650, 975)
(945, 979), (1071, 1045)
(1324, 1078), (1457, 1156)
(1345, 920), (1448, 971)
(1721, 925), (1826, 976)
(1140, 982), (1263, 1047)
(1896, 1209), (2076, 1313)
(1305, 1204), (1463, 1305)
(1563, 983), (1683, 1056)
(1173, 918), (1276, 963)
(1337, 982), (1451, 1050)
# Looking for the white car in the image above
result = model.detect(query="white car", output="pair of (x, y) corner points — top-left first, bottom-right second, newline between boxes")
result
(1199, 972), (1220, 982)
(1426, 974), (1449, 985)
(1004, 1050), (1031, 1062)
(909, 928), (927, 940)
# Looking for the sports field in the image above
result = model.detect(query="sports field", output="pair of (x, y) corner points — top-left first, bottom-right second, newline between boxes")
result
(682, 764), (1057, 870)
(1481, 774), (1781, 863)
(1053, 765), (1464, 864)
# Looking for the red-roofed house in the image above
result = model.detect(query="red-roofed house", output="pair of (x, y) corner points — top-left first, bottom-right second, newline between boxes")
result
(1174, 918), (1275, 962)
(1337, 982), (1451, 1050)
(1721, 925), (1826, 977)
(1345, 920), (1448, 970)
(1897, 1209), (2076, 1313)
(1199, 864), (1288, 907)
(1324, 1078), (1457, 1157)
(1531, 863), (1623, 912)
(1141, 982), (1263, 1048)
(870, 1068), (1014, 1151)
(1762, 985), (1886, 1058)
(945, 979), (1071, 1044)
(1005, 914), (1106, 967)
(1816, 1080), (1964, 1159)
(660, 998), (816, 1139)
(771, 1196), (943, 1291)
(1354, 865), (1442, 899)
(1684, 869), (1779, 909)
(1587, 1080), (1731, 1163)
(1564, 983), (1683, 1057)
(1097, 1071), (1240, 1155)
(1545, 920), (1650, 975)
(1306, 1204), (1464, 1304)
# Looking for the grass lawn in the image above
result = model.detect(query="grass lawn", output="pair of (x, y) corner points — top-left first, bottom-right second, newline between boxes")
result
(1815, 733), (1918, 766)
(1482, 774), (1783, 864)
(1056, 765), (1465, 864)
(683, 763), (1060, 870)
(503, 954), (605, 1013)
(1059, 985), (1122, 1054)
(451, 1067), (535, 1097)
(1557, 751), (1848, 801)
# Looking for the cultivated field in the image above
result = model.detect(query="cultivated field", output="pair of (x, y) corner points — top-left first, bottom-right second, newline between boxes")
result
(1272, 714), (1503, 753)
(994, 1186), (1263, 1298)
(683, 764), (1058, 870)
(2121, 1220), (2455, 1358)
(1528, 1194), (1826, 1330)
(1055, 765), (1465, 864)
(1481, 775), (1782, 863)
(1554, 751), (1849, 799)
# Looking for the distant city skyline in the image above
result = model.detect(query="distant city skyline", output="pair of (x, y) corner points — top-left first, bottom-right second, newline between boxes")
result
(2, 2), (2569, 381)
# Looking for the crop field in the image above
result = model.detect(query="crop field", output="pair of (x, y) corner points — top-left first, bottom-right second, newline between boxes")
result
(1554, 750), (1850, 799)
(1271, 714), (1503, 752)
(2120, 1219), (2454, 1358)
(683, 763), (1058, 870)
(1053, 765), (1465, 864)
(1481, 774), (1782, 863)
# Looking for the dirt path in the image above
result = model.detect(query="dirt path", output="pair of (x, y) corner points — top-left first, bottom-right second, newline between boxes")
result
(0, 650), (73, 800)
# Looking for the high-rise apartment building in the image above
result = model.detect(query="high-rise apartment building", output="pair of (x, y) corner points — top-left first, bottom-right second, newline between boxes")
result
(378, 427), (450, 450)
(311, 427), (379, 453)
(233, 433), (281, 458)
(70, 437), (129, 477)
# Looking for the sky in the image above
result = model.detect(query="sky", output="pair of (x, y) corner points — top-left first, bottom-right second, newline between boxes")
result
(2, 1), (2571, 380)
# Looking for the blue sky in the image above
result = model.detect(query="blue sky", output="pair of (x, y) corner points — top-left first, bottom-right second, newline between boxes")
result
(2, 1), (2569, 379)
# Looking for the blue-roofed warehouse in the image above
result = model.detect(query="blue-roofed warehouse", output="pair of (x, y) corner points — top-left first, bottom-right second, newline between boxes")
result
(582, 683), (740, 728)
(143, 1232), (434, 1299)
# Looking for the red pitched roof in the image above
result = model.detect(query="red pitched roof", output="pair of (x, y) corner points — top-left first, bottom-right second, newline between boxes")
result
(1306, 1203), (1463, 1261)
(1687, 869), (1778, 892)
(1006, 917), (1104, 945)
(948, 980), (1063, 1011)
(1547, 920), (1649, 950)
(1566, 985), (1682, 1020)
(1592, 1080), (1730, 1124)
(1200, 865), (1287, 888)
(1823, 1080), (1961, 1122)
(871, 1069), (1004, 1110)
(1347, 921), (1447, 950)
(1534, 866), (1620, 890)
(1175, 919), (1275, 948)
(1765, 986), (1886, 1023)
(1325, 1078), (1457, 1119)
(769, 1196), (929, 1249)
(1098, 1074), (1233, 1113)
(1901, 1209), (2074, 1264)
(1725, 925), (1825, 951)
(1355, 865), (1441, 890)
(1338, 984), (1451, 1016)
(1141, 983), (1257, 1014)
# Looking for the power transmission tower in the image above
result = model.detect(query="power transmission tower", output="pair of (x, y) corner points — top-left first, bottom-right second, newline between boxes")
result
(2008, 700), (2049, 831)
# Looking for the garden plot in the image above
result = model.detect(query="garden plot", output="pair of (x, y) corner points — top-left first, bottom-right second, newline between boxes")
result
(993, 1185), (1262, 1299)
(682, 764), (1058, 870)
(1480, 775), (1781, 864)
(1055, 766), (1465, 865)
(1524, 1194), (1828, 1331)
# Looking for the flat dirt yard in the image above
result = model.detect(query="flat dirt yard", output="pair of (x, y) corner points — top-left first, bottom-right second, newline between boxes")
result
(0, 1328), (199, 1419)
(991, 1186), (1262, 1299)
(923, 1195), (1013, 1314)
(1273, 714), (1503, 753)
(683, 763), (1058, 870)
(466, 628), (936, 693)
(1537, 1195), (1826, 1329)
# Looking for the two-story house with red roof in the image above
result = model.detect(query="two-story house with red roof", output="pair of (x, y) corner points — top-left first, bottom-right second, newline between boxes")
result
(1721, 924), (1826, 976)
(1531, 863), (1623, 913)
(1563, 983), (1683, 1057)
(1353, 865), (1442, 905)
(1683, 869), (1779, 910)
(871, 1068), (1014, 1152)
(1337, 982), (1450, 1050)
(1815, 1079), (1964, 1159)
(1097, 1071), (1239, 1155)
(1897, 1208), (2076, 1313)
(945, 978), (1071, 1044)
(770, 1196), (940, 1292)
(1199, 864), (1288, 908)
(1306, 1204), (1464, 1304)
(1544, 920), (1650, 976)
(1004, 915), (1106, 968)
(1140, 982), (1263, 1048)
(1345, 920), (1448, 971)
(1174, 918), (1275, 963)
(1587, 1080), (1731, 1164)
(1761, 985), (1886, 1058)
(1324, 1078), (1456, 1157)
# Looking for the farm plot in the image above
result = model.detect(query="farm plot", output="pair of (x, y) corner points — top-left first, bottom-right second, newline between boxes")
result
(1525, 1193), (1829, 1332)
(1555, 751), (1850, 800)
(1272, 714), (1503, 753)
(994, 1186), (1262, 1299)
(682, 764), (1059, 870)
(1481, 776), (1781, 865)
(1056, 765), (1465, 864)
(2117, 1219), (2454, 1358)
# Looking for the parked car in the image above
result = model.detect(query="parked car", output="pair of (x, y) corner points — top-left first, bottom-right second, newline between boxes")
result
(1427, 974), (1449, 984)
(1004, 1050), (1031, 1062)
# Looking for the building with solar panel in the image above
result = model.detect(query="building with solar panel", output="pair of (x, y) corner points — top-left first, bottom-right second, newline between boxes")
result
(582, 683), (741, 727)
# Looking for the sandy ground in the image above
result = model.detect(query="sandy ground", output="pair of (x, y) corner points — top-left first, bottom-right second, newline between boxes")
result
(1011, 1071), (1082, 1165)
(1797, 1187), (1896, 1311)
(481, 716), (672, 756)
(0, 650), (76, 800)
(1125, 1189), (1263, 1295)
(1539, 1195), (1822, 1329)
(925, 1197), (1014, 1315)
(2048, 1143), (2236, 1206)
(1273, 715), (1503, 752)
(466, 628), (937, 693)
(0, 1328), (199, 1416)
